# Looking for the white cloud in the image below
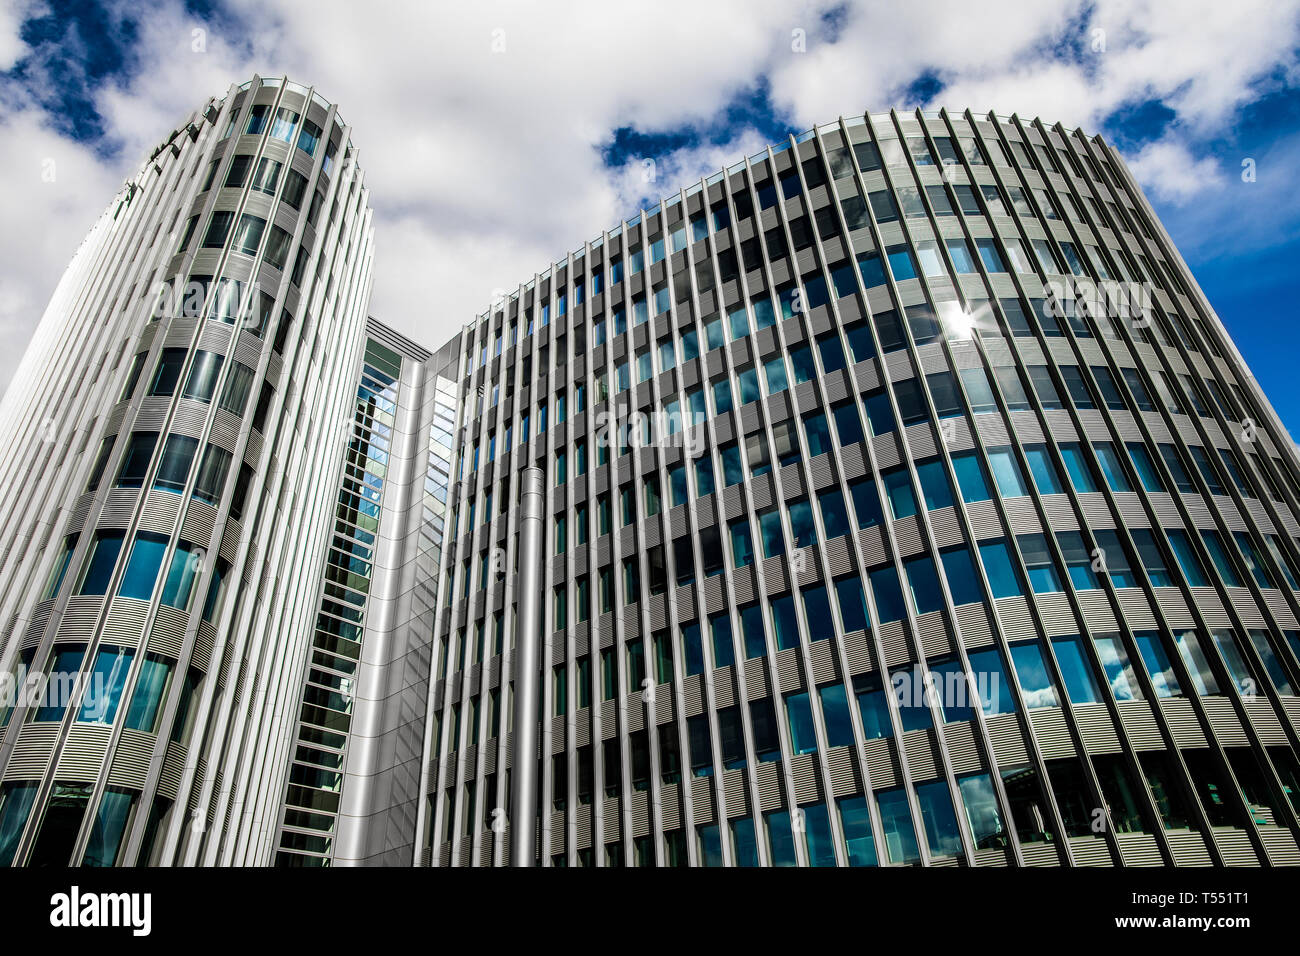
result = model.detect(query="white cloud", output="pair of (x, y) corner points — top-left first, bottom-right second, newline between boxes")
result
(1122, 139), (1224, 203)
(1, 0), (1299, 392)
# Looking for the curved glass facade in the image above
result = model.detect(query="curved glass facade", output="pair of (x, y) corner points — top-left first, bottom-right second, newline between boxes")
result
(424, 108), (1300, 867)
(0, 75), (374, 866)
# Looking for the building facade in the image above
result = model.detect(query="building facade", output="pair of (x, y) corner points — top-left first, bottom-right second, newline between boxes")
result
(3, 81), (1300, 868)
(0, 75), (375, 866)
(423, 108), (1300, 868)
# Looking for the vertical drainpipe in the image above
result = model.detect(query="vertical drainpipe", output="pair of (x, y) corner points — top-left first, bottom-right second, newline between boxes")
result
(509, 465), (545, 866)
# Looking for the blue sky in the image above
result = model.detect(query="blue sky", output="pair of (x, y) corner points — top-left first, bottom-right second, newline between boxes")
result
(1, 0), (1298, 437)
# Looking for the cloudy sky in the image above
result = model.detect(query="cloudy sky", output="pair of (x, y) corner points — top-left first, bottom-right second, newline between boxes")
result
(2, 0), (1299, 432)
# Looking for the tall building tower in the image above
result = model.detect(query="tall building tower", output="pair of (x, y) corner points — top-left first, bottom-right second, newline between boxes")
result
(0, 76), (375, 866)
(420, 109), (1300, 868)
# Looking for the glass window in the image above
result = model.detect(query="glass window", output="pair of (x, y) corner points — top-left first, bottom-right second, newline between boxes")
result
(77, 645), (135, 724)
(905, 555), (944, 614)
(181, 351), (223, 403)
(1052, 635), (1101, 704)
(915, 459), (953, 510)
(1018, 533), (1063, 594)
(1023, 444), (1063, 494)
(978, 540), (1024, 598)
(870, 565), (907, 623)
(1135, 632), (1183, 697)
(834, 576), (869, 632)
(1059, 442), (1099, 493)
(154, 434), (198, 493)
(1094, 442), (1132, 492)
(1009, 641), (1059, 708)
(785, 692), (817, 755)
(848, 477), (884, 528)
(771, 595), (799, 650)
(986, 447), (1028, 497)
(853, 674), (892, 739)
(838, 795), (878, 866)
(149, 348), (187, 396)
(916, 779), (964, 858)
(1166, 529), (1210, 587)
(951, 452), (991, 502)
(1201, 530), (1244, 587)
(1095, 634), (1142, 701)
(883, 469), (917, 519)
(1126, 443), (1165, 493)
(940, 547), (984, 606)
(118, 531), (169, 601)
(269, 107), (299, 142)
(876, 788), (921, 865)
(1057, 530), (1101, 590)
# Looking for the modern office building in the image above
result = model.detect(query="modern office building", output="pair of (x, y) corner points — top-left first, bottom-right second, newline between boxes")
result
(0, 75), (376, 866)
(3, 77), (1300, 868)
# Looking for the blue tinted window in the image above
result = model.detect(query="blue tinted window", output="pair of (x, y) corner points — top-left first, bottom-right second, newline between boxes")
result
(928, 657), (975, 722)
(870, 566), (906, 622)
(916, 459), (954, 510)
(887, 245), (918, 281)
(833, 402), (864, 446)
(785, 692), (817, 754)
(764, 356), (789, 393)
(1024, 445), (1063, 494)
(694, 457), (715, 496)
(736, 366), (760, 404)
(1127, 443), (1165, 492)
(864, 391), (896, 436)
(1135, 632), (1182, 697)
(771, 594), (799, 650)
(845, 322), (875, 362)
(721, 444), (744, 487)
(838, 795), (878, 866)
(916, 779), (964, 858)
(1053, 635), (1101, 704)
(1167, 529), (1209, 587)
(759, 508), (784, 558)
(1018, 533), (1064, 594)
(681, 623), (704, 676)
(951, 452), (991, 502)
(766, 810), (797, 866)
(77, 646), (135, 725)
(1094, 442), (1133, 492)
(1009, 641), (1059, 707)
(709, 612), (734, 669)
(1059, 442), (1099, 492)
(740, 602), (766, 658)
(79, 532), (125, 595)
(819, 489), (851, 539)
(857, 253), (887, 288)
(835, 576), (869, 632)
(853, 674), (892, 739)
(979, 540), (1024, 598)
(883, 469), (917, 519)
(877, 788), (921, 864)
(790, 345), (817, 383)
(119, 532), (168, 601)
(987, 447), (1028, 497)
(905, 555), (944, 614)
(941, 547), (984, 605)
(802, 584), (833, 635)
(848, 477), (883, 528)
(802, 801), (838, 866)
(803, 412), (832, 456)
(966, 646), (1016, 715)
